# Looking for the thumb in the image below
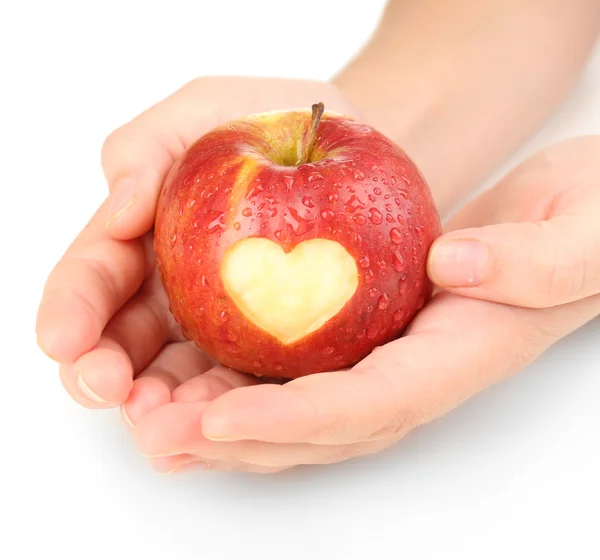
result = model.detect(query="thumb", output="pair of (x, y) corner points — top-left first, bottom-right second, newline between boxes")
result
(427, 216), (600, 308)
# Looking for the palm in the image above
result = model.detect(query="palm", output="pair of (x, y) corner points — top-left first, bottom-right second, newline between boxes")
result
(132, 141), (600, 473)
(37, 77), (360, 413)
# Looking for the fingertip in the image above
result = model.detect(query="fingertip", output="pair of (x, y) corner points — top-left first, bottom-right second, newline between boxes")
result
(36, 292), (102, 363)
(133, 401), (208, 457)
(74, 346), (134, 406)
(105, 176), (159, 241)
(427, 237), (489, 289)
(123, 376), (172, 427)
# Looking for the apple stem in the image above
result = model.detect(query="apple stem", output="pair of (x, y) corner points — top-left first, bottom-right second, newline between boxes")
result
(298, 102), (325, 165)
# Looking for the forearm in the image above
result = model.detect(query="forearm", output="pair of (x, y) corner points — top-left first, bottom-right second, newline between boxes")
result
(333, 0), (600, 215)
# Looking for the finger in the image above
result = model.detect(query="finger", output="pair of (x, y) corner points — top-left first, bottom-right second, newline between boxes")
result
(198, 291), (600, 445)
(56, 278), (174, 408)
(102, 76), (354, 239)
(128, 363), (255, 432)
(150, 455), (287, 475)
(172, 365), (260, 403)
(134, 401), (391, 468)
(428, 177), (600, 307)
(36, 200), (152, 363)
(122, 342), (215, 427)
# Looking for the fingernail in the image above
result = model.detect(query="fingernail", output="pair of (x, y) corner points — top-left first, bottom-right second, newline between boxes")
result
(36, 333), (57, 361)
(167, 460), (211, 474)
(77, 371), (107, 403)
(121, 405), (135, 428)
(202, 416), (238, 441)
(429, 239), (488, 288)
(106, 178), (137, 227)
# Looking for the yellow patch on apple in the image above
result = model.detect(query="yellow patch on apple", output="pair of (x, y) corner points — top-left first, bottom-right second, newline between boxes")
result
(221, 238), (359, 344)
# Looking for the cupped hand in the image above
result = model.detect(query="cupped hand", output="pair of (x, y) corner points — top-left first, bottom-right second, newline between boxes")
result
(129, 136), (600, 474)
(35, 78), (360, 437)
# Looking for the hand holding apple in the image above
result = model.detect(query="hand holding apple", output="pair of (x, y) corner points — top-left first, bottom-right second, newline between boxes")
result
(132, 137), (600, 474)
(154, 103), (441, 378)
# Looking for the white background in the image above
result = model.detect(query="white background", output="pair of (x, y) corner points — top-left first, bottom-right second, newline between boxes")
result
(2, 1), (599, 559)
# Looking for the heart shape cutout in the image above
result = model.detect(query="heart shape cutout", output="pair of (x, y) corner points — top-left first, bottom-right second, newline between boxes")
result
(221, 237), (359, 344)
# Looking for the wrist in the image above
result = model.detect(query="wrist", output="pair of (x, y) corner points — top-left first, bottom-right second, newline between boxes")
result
(332, 46), (459, 216)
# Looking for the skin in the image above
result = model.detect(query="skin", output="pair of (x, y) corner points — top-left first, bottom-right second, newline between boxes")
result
(36, 0), (600, 473)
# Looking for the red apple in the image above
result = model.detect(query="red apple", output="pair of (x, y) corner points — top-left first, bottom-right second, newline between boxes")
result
(154, 103), (441, 380)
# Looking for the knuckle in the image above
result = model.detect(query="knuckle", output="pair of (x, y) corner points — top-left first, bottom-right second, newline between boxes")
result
(101, 126), (127, 163)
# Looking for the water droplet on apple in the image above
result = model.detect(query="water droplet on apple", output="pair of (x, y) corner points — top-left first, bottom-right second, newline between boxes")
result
(378, 294), (391, 310)
(186, 199), (196, 208)
(391, 176), (397, 186)
(377, 259), (387, 270)
(386, 214), (395, 223)
(347, 185), (356, 193)
(369, 288), (378, 298)
(393, 309), (404, 323)
(283, 176), (294, 190)
(397, 214), (405, 225)
(285, 207), (314, 235)
(359, 256), (370, 268)
(373, 177), (379, 182)
(354, 214), (367, 225)
(368, 208), (383, 225)
(385, 203), (393, 212)
(368, 194), (376, 202)
(321, 346), (335, 355)
(302, 196), (315, 208)
(367, 305), (374, 313)
(200, 274), (209, 287)
(373, 187), (382, 196)
(390, 228), (402, 244)
(354, 171), (365, 181)
(401, 175), (411, 186)
(207, 212), (225, 233)
(327, 192), (338, 202)
(367, 324), (379, 339)
(241, 208), (252, 217)
(364, 269), (375, 284)
(274, 230), (285, 242)
(392, 251), (406, 272)
(320, 209), (334, 220)
(345, 195), (365, 213)
(308, 172), (324, 182)
(219, 311), (228, 321)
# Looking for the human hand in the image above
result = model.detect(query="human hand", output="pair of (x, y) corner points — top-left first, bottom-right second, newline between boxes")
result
(129, 136), (600, 474)
(35, 77), (360, 430)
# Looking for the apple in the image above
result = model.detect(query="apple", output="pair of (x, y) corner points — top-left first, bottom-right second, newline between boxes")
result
(154, 103), (441, 380)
